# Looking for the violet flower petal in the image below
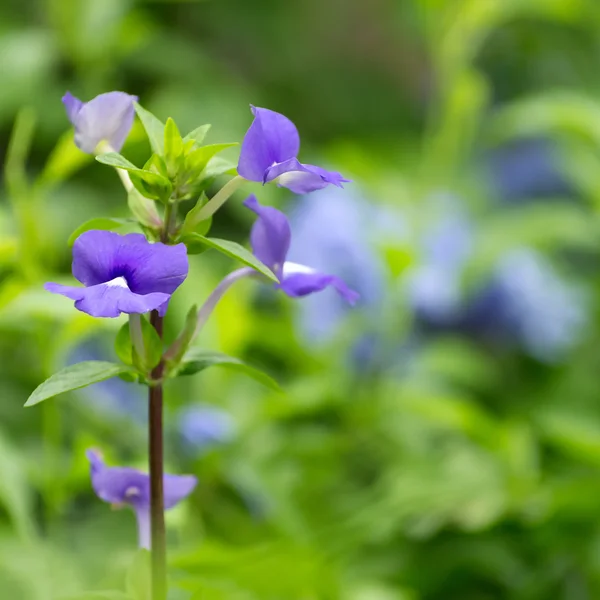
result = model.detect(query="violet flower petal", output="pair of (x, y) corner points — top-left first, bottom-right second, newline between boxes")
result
(265, 158), (350, 194)
(63, 91), (137, 154)
(164, 474), (199, 509)
(238, 106), (300, 182)
(243, 194), (290, 275)
(48, 231), (188, 318)
(62, 92), (84, 122)
(279, 263), (359, 305)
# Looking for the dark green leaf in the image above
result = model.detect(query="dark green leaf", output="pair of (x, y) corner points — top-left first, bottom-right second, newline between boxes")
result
(134, 102), (165, 155)
(181, 235), (277, 281)
(68, 218), (130, 247)
(129, 170), (172, 203)
(180, 193), (211, 236)
(25, 362), (133, 407)
(177, 349), (281, 391)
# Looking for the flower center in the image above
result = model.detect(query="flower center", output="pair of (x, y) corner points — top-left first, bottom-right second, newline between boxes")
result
(282, 262), (315, 277)
(105, 276), (129, 289)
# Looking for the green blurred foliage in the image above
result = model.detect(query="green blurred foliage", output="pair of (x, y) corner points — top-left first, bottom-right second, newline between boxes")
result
(3, 0), (600, 598)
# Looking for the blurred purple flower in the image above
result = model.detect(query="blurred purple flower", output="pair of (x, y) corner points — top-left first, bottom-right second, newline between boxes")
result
(63, 91), (137, 154)
(45, 231), (188, 318)
(238, 106), (350, 194)
(286, 187), (396, 343)
(87, 449), (197, 549)
(245, 194), (358, 303)
(487, 138), (571, 203)
(178, 406), (235, 453)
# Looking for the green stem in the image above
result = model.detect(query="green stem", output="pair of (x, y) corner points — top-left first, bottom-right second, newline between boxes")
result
(196, 175), (245, 221)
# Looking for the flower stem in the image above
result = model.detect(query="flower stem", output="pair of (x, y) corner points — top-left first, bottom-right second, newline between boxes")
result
(196, 175), (245, 221)
(149, 309), (166, 600)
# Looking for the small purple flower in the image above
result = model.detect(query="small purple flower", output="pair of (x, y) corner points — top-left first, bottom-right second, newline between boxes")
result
(87, 450), (197, 549)
(237, 106), (350, 194)
(45, 230), (188, 318)
(244, 195), (358, 303)
(63, 91), (137, 154)
(178, 405), (235, 454)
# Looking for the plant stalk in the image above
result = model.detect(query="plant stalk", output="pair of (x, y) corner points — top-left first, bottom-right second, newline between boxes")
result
(149, 309), (166, 600)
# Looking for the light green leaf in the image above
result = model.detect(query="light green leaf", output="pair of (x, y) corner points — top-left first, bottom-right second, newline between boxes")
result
(68, 218), (130, 247)
(177, 349), (281, 391)
(199, 157), (238, 183)
(25, 362), (133, 407)
(164, 304), (199, 369)
(185, 143), (238, 175)
(181, 235), (277, 282)
(95, 152), (139, 171)
(115, 319), (162, 372)
(164, 117), (184, 177)
(134, 102), (165, 155)
(183, 124), (211, 147)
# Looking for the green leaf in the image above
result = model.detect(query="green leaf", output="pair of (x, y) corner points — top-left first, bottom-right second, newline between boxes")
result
(183, 124), (211, 147)
(115, 319), (162, 372)
(201, 157), (238, 180)
(126, 550), (151, 600)
(68, 218), (130, 247)
(164, 304), (199, 369)
(95, 152), (139, 171)
(134, 102), (165, 155)
(143, 153), (169, 179)
(185, 143), (238, 175)
(129, 170), (173, 203)
(25, 362), (133, 407)
(180, 193), (211, 236)
(164, 117), (184, 177)
(181, 235), (277, 282)
(177, 349), (281, 391)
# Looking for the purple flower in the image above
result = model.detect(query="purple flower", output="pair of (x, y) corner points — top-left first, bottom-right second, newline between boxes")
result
(237, 106), (350, 194)
(245, 195), (358, 303)
(87, 449), (197, 549)
(178, 405), (235, 454)
(45, 230), (188, 318)
(63, 91), (137, 154)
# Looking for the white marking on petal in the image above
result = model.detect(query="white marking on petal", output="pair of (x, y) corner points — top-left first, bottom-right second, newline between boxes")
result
(282, 262), (316, 277)
(105, 276), (129, 289)
(125, 486), (141, 498)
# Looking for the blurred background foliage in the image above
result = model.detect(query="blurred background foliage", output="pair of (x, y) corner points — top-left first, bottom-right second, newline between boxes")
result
(3, 0), (600, 598)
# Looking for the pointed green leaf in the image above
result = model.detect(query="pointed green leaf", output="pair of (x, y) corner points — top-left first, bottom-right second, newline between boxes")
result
(164, 304), (199, 369)
(25, 362), (133, 407)
(181, 235), (277, 282)
(180, 193), (211, 236)
(200, 156), (238, 183)
(68, 218), (130, 247)
(177, 349), (281, 391)
(164, 117), (184, 177)
(185, 143), (237, 173)
(115, 319), (162, 372)
(95, 152), (139, 171)
(183, 124), (211, 147)
(129, 170), (173, 203)
(143, 153), (169, 178)
(134, 102), (165, 155)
